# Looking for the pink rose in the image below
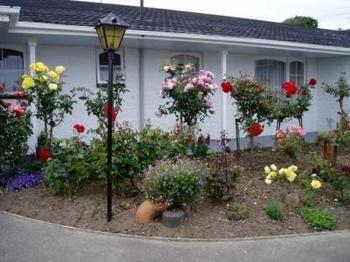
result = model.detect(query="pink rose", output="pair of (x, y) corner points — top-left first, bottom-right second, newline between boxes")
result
(205, 100), (212, 108)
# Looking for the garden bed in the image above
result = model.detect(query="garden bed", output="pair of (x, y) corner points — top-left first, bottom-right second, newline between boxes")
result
(0, 145), (349, 239)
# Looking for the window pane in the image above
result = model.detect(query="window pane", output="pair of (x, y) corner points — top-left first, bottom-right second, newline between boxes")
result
(289, 61), (304, 85)
(171, 54), (199, 71)
(99, 52), (121, 82)
(255, 60), (285, 90)
(0, 49), (24, 92)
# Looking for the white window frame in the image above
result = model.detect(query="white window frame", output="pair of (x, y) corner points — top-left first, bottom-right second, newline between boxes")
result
(169, 52), (202, 69)
(0, 44), (27, 94)
(96, 48), (124, 84)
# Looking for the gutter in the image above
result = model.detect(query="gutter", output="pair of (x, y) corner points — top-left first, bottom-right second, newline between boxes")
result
(7, 21), (350, 56)
(0, 6), (20, 26)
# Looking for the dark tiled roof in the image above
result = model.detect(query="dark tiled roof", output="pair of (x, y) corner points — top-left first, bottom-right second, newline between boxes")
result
(1, 0), (350, 48)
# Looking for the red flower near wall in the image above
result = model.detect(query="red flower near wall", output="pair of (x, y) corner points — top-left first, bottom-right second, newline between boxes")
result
(282, 81), (298, 98)
(73, 124), (85, 133)
(38, 149), (53, 161)
(11, 105), (26, 117)
(103, 104), (117, 122)
(0, 83), (4, 93)
(247, 123), (264, 137)
(309, 78), (317, 86)
(221, 81), (234, 93)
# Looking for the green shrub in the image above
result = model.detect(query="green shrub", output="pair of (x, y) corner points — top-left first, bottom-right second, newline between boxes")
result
(266, 201), (284, 221)
(229, 203), (248, 217)
(89, 122), (141, 189)
(300, 207), (336, 230)
(43, 137), (90, 196)
(143, 159), (209, 208)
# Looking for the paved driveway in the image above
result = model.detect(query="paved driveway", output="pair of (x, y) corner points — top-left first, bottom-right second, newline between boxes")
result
(0, 211), (349, 262)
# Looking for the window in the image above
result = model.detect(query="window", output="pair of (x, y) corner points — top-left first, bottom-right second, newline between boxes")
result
(289, 61), (304, 86)
(0, 49), (24, 92)
(170, 54), (200, 71)
(255, 60), (286, 90)
(98, 52), (121, 83)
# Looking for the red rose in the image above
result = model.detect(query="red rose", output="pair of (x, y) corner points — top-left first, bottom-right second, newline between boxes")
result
(73, 124), (85, 133)
(15, 91), (25, 98)
(103, 104), (117, 122)
(4, 102), (11, 108)
(247, 123), (263, 137)
(0, 83), (4, 93)
(221, 81), (234, 93)
(38, 149), (53, 161)
(309, 78), (317, 86)
(12, 105), (26, 117)
(282, 81), (298, 98)
(186, 135), (194, 143)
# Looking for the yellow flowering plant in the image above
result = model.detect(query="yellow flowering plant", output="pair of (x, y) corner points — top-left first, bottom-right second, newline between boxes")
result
(22, 62), (76, 147)
(264, 164), (299, 185)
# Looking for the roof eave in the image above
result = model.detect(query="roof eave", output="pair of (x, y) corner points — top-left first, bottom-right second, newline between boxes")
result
(8, 21), (350, 56)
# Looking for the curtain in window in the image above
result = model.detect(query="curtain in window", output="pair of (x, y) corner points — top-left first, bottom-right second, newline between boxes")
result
(289, 61), (304, 86)
(255, 60), (286, 90)
(99, 52), (121, 82)
(0, 49), (24, 92)
(170, 55), (199, 71)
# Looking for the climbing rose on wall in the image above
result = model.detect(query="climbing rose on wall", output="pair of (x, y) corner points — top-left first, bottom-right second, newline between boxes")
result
(73, 124), (86, 133)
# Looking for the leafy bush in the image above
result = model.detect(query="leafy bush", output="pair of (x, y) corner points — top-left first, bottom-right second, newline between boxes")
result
(190, 132), (210, 158)
(137, 124), (170, 167)
(0, 95), (32, 172)
(143, 159), (209, 208)
(205, 157), (243, 202)
(89, 122), (141, 189)
(43, 137), (90, 196)
(300, 207), (336, 230)
(276, 125), (306, 160)
(266, 201), (284, 221)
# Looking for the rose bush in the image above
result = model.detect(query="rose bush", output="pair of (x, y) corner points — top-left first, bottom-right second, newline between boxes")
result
(157, 63), (217, 127)
(22, 62), (76, 147)
(0, 90), (32, 172)
(276, 125), (306, 160)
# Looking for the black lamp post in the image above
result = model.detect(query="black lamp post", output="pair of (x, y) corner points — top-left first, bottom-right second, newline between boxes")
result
(95, 13), (128, 222)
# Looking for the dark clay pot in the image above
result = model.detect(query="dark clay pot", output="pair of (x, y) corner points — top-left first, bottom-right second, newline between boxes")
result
(162, 210), (185, 228)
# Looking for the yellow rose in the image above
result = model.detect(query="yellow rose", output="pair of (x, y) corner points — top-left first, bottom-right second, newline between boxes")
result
(47, 71), (60, 81)
(311, 180), (322, 189)
(34, 62), (47, 73)
(22, 74), (30, 79)
(265, 177), (272, 184)
(286, 171), (297, 182)
(55, 65), (65, 74)
(39, 75), (48, 83)
(264, 166), (271, 174)
(268, 171), (277, 179)
(48, 83), (58, 90)
(289, 165), (298, 172)
(270, 164), (277, 171)
(22, 76), (35, 90)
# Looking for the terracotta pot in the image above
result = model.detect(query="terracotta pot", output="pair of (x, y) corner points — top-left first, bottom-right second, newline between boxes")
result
(135, 200), (168, 224)
(323, 141), (337, 168)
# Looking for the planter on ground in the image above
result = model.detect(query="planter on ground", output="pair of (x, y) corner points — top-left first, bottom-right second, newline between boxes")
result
(135, 200), (168, 224)
(323, 141), (337, 168)
(162, 209), (185, 228)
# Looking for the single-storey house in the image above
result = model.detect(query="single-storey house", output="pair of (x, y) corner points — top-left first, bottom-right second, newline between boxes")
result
(1, 0), (350, 149)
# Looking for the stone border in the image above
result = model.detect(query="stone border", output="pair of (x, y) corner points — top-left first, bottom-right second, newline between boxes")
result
(1, 210), (349, 242)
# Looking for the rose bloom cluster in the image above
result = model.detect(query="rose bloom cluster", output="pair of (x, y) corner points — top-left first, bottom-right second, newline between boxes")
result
(21, 62), (65, 91)
(282, 78), (317, 98)
(156, 64), (217, 118)
(276, 124), (306, 142)
(264, 164), (298, 184)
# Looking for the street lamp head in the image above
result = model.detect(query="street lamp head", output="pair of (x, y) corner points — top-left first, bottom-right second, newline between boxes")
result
(95, 12), (128, 51)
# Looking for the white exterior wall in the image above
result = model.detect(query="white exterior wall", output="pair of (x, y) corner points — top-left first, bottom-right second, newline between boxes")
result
(3, 42), (349, 142)
(35, 45), (140, 140)
(316, 57), (350, 131)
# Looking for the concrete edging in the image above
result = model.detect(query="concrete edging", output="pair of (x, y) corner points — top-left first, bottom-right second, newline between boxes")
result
(1, 210), (348, 243)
